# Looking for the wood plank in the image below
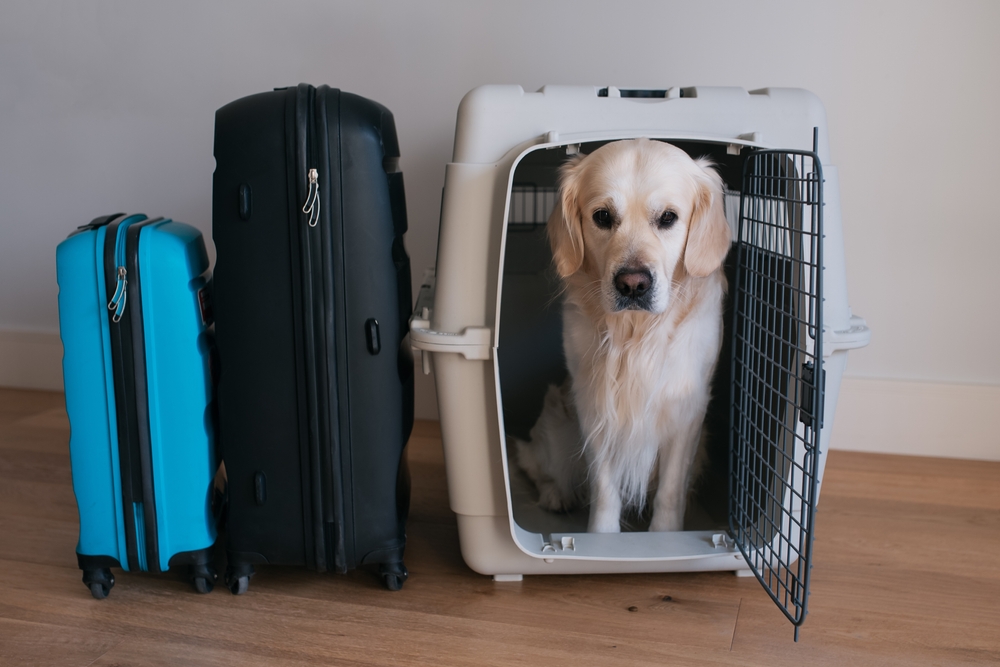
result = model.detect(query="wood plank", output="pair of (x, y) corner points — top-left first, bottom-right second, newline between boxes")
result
(0, 514), (80, 569)
(813, 495), (1000, 581)
(0, 447), (72, 485)
(14, 406), (70, 431)
(410, 418), (442, 439)
(0, 422), (71, 456)
(0, 559), (743, 667)
(0, 617), (122, 667)
(0, 390), (998, 665)
(256, 564), (748, 652)
(407, 430), (455, 526)
(0, 388), (65, 424)
(731, 593), (1000, 666)
(822, 450), (1000, 510)
(0, 475), (79, 523)
(88, 637), (323, 667)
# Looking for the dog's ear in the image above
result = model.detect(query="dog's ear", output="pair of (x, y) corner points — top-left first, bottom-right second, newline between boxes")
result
(685, 159), (732, 277)
(548, 155), (587, 278)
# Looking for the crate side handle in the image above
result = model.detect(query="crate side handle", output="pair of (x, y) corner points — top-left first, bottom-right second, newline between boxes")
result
(823, 315), (871, 356)
(409, 266), (492, 373)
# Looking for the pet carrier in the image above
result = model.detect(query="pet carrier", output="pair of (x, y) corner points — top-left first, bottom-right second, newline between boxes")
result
(410, 85), (870, 635)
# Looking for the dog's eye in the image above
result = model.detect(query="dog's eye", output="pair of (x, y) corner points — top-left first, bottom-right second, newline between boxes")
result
(592, 209), (613, 229)
(657, 211), (678, 229)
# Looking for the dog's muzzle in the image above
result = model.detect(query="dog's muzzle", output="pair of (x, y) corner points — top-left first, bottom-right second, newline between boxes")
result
(613, 267), (655, 311)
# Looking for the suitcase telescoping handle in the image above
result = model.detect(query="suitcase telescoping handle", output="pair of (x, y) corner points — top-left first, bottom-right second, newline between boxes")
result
(409, 267), (491, 374)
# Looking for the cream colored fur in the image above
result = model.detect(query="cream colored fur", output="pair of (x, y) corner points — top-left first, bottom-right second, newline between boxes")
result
(514, 139), (731, 533)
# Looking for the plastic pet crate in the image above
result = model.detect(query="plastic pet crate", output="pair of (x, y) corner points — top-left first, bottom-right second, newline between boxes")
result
(410, 85), (871, 634)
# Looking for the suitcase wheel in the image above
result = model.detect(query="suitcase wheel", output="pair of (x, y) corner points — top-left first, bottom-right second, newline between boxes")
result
(228, 575), (249, 595)
(82, 568), (115, 600)
(224, 563), (254, 595)
(379, 561), (408, 592)
(89, 582), (111, 599)
(382, 574), (404, 592)
(191, 563), (217, 594)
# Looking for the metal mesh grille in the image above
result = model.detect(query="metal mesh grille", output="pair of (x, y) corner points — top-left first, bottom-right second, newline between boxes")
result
(729, 149), (824, 634)
(508, 183), (558, 228)
(507, 183), (743, 234)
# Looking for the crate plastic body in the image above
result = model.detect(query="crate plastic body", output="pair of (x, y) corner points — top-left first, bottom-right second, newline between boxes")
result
(415, 85), (869, 577)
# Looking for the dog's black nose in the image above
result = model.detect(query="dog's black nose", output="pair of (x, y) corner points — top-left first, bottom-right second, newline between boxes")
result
(614, 268), (653, 299)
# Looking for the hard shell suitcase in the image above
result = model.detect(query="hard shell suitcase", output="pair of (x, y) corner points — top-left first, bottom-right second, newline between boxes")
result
(212, 84), (414, 593)
(56, 213), (218, 598)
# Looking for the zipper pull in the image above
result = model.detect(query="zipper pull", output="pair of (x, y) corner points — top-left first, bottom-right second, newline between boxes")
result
(302, 168), (320, 227)
(108, 266), (127, 323)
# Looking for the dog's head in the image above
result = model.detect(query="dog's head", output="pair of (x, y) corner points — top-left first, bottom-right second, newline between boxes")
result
(548, 139), (731, 315)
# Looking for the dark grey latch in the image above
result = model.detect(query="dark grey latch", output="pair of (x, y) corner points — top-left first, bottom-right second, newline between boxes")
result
(238, 184), (252, 220)
(365, 318), (381, 355)
(254, 471), (267, 505)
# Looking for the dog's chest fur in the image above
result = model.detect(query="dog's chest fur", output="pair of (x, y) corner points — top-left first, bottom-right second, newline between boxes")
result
(562, 273), (725, 506)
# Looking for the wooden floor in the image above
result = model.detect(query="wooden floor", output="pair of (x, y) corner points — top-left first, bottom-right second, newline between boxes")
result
(1, 388), (998, 666)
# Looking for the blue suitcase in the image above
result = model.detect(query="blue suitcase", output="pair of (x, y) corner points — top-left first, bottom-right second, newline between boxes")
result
(56, 213), (218, 598)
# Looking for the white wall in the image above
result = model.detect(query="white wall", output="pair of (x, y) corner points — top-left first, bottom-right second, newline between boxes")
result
(1, 1), (998, 458)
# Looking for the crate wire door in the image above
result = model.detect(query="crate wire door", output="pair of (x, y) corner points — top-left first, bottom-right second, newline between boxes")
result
(729, 147), (824, 640)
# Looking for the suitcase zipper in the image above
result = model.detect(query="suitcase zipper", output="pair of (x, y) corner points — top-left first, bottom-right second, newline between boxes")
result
(102, 214), (146, 572)
(107, 216), (140, 322)
(300, 85), (328, 573)
(108, 266), (127, 322)
(312, 86), (350, 573)
(124, 217), (164, 573)
(302, 167), (320, 227)
(291, 84), (327, 573)
(102, 214), (164, 573)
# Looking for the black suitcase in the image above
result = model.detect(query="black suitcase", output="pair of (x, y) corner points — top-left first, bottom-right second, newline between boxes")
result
(212, 84), (414, 593)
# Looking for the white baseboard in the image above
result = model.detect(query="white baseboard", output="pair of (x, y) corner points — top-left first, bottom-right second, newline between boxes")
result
(0, 329), (64, 391)
(1, 329), (996, 461)
(832, 376), (1000, 461)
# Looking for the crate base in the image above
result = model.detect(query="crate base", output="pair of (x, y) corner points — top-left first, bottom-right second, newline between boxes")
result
(456, 513), (748, 577)
(508, 449), (726, 535)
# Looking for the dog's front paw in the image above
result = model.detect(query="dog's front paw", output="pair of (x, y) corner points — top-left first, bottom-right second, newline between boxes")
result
(587, 509), (622, 533)
(536, 481), (573, 512)
(514, 437), (579, 512)
(649, 508), (684, 532)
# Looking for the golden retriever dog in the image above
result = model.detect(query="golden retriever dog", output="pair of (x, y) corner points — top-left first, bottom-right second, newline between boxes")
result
(514, 138), (731, 533)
